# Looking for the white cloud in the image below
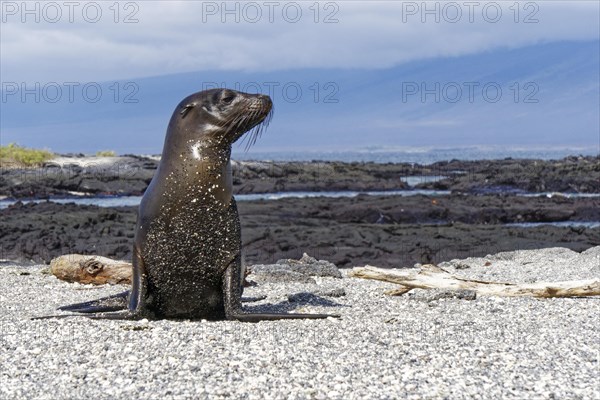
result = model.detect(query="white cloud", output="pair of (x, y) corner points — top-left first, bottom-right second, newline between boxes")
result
(1, 1), (598, 82)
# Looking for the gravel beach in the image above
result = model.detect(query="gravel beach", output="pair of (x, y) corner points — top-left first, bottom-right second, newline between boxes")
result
(1, 247), (598, 399)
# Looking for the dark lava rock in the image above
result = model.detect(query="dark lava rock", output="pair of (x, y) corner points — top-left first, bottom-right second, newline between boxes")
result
(416, 156), (600, 194)
(4, 156), (597, 200)
(1, 193), (598, 267)
(249, 253), (341, 283)
(249, 269), (317, 284)
(0, 156), (157, 199)
(0, 201), (136, 263)
(274, 253), (342, 278)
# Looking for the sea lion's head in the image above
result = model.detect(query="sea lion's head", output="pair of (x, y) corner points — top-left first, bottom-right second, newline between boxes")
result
(170, 89), (273, 152)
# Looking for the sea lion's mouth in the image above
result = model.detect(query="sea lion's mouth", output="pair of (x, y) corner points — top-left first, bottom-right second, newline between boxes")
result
(229, 96), (273, 151)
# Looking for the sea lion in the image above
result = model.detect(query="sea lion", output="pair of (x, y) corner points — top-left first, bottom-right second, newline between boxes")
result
(50, 89), (338, 322)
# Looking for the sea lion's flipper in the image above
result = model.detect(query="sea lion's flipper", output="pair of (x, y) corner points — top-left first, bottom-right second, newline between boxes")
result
(31, 291), (130, 320)
(32, 310), (143, 321)
(128, 244), (148, 312)
(82, 310), (145, 320)
(57, 291), (129, 313)
(223, 259), (340, 322)
(78, 249), (150, 319)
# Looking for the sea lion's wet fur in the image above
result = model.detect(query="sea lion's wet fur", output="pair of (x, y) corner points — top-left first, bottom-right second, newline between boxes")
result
(50, 89), (337, 322)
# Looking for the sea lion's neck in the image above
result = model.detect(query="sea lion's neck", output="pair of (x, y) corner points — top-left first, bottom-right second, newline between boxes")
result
(152, 140), (234, 209)
(186, 141), (233, 205)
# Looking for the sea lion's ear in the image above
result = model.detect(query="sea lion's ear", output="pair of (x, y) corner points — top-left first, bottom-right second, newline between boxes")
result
(180, 103), (196, 118)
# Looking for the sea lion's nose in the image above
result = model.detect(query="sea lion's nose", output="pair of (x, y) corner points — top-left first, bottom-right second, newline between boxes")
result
(258, 94), (272, 106)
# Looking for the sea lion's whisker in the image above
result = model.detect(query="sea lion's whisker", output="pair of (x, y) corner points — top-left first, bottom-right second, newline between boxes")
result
(243, 109), (263, 152)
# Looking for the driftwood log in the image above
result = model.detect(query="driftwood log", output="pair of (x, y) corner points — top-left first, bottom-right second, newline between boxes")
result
(50, 255), (132, 285)
(50, 254), (253, 286)
(349, 264), (600, 298)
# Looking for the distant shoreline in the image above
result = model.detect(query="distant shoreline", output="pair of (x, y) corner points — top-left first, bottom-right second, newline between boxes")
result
(23, 146), (600, 164)
(1, 155), (598, 200)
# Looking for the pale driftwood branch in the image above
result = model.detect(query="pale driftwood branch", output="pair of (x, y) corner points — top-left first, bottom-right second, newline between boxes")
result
(50, 255), (132, 285)
(349, 264), (600, 298)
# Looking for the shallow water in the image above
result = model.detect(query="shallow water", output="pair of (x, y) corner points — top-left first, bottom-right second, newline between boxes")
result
(0, 190), (451, 209)
(505, 221), (600, 229)
(2, 188), (600, 210)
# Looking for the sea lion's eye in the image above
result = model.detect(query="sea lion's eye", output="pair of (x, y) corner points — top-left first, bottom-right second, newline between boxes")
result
(222, 95), (235, 104)
(180, 103), (196, 118)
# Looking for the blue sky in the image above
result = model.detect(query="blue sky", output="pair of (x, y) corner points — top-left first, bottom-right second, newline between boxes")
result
(1, 1), (599, 155)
